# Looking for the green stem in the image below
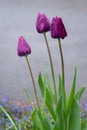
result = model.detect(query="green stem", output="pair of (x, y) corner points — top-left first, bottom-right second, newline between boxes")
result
(58, 38), (66, 110)
(25, 55), (40, 110)
(43, 32), (57, 103)
(58, 38), (65, 86)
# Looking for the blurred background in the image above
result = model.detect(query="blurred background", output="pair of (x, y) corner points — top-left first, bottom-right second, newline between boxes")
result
(0, 0), (87, 102)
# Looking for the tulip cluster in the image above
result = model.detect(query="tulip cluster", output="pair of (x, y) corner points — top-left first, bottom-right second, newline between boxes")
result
(17, 13), (67, 106)
(0, 13), (86, 130)
(16, 13), (87, 130)
(17, 13), (67, 57)
(36, 13), (67, 38)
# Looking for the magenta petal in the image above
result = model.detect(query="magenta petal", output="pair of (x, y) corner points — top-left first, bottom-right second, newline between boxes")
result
(36, 13), (50, 33)
(17, 36), (31, 57)
(51, 17), (67, 39)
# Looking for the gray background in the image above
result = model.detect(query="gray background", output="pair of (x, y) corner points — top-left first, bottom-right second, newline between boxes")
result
(0, 0), (87, 102)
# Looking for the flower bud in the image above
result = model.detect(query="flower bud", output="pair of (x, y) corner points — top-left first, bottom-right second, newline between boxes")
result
(51, 17), (67, 39)
(36, 13), (50, 33)
(17, 36), (31, 57)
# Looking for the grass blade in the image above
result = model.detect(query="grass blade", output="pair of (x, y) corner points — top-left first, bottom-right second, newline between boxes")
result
(0, 105), (19, 130)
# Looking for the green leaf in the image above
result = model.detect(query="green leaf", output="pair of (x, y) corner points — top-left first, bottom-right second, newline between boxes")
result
(43, 116), (52, 130)
(81, 119), (87, 130)
(75, 87), (85, 102)
(68, 99), (81, 130)
(45, 91), (56, 120)
(66, 67), (77, 115)
(41, 73), (47, 116)
(38, 73), (54, 104)
(58, 74), (63, 97)
(38, 73), (45, 97)
(23, 88), (33, 109)
(58, 74), (67, 114)
(31, 110), (38, 130)
(47, 75), (55, 104)
(53, 118), (59, 130)
(31, 109), (36, 121)
(38, 73), (56, 120)
(31, 110), (43, 130)
(55, 96), (64, 130)
(0, 105), (19, 130)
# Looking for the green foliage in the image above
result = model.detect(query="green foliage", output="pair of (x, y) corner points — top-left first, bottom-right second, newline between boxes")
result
(0, 105), (19, 130)
(68, 99), (81, 130)
(1, 60), (87, 130)
(66, 67), (77, 115)
(81, 119), (87, 130)
(34, 68), (87, 130)
(38, 73), (56, 120)
(75, 87), (85, 102)
(54, 96), (64, 130)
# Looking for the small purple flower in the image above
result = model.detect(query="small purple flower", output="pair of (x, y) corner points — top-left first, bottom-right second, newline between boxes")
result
(24, 105), (33, 112)
(51, 17), (67, 39)
(84, 102), (87, 112)
(17, 36), (31, 57)
(11, 105), (21, 115)
(1, 96), (10, 103)
(36, 13), (50, 33)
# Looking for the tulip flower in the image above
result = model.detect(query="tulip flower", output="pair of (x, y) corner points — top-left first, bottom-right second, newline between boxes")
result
(17, 36), (31, 57)
(36, 13), (57, 103)
(51, 17), (67, 39)
(36, 13), (50, 33)
(51, 17), (67, 108)
(17, 36), (40, 110)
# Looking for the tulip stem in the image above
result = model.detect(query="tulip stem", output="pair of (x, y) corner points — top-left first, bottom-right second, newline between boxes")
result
(58, 38), (65, 86)
(25, 55), (40, 110)
(58, 38), (66, 110)
(43, 32), (57, 103)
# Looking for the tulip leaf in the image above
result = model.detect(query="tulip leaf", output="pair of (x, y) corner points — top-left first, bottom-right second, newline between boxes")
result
(75, 87), (85, 102)
(81, 119), (87, 130)
(23, 88), (33, 109)
(38, 73), (44, 97)
(66, 67), (77, 115)
(31, 110), (43, 130)
(47, 75), (55, 103)
(68, 99), (81, 130)
(53, 96), (64, 130)
(38, 73), (56, 120)
(38, 73), (54, 104)
(58, 74), (63, 97)
(41, 73), (47, 116)
(43, 116), (52, 130)
(53, 118), (60, 130)
(45, 92), (56, 120)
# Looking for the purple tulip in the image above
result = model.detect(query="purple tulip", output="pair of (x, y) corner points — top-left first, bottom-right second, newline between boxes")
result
(36, 13), (50, 33)
(51, 17), (67, 39)
(17, 36), (31, 57)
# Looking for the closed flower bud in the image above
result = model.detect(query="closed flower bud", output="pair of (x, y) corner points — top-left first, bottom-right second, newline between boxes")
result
(17, 36), (31, 57)
(51, 17), (67, 39)
(36, 13), (50, 33)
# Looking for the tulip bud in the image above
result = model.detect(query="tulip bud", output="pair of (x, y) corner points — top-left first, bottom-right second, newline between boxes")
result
(51, 17), (67, 39)
(36, 13), (50, 33)
(17, 36), (31, 57)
